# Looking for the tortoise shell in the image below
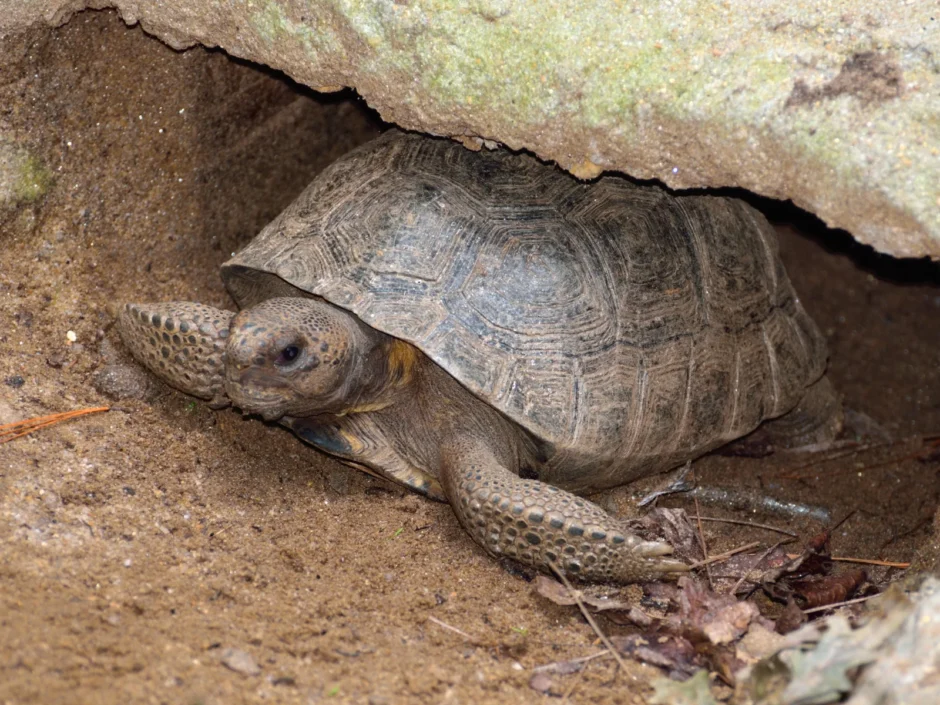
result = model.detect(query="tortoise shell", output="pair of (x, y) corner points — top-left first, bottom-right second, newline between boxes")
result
(221, 131), (827, 493)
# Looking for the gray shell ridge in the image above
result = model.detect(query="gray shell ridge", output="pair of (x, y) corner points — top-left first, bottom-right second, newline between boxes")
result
(221, 131), (828, 492)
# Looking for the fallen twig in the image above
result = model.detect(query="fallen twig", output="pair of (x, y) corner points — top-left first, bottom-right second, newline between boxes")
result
(0, 406), (110, 444)
(802, 593), (878, 615)
(532, 650), (610, 673)
(548, 563), (629, 674)
(730, 539), (792, 596)
(777, 441), (880, 480)
(561, 670), (582, 703)
(687, 515), (798, 537)
(780, 435), (939, 481)
(426, 615), (480, 644)
(689, 541), (762, 569)
(693, 492), (714, 591)
(830, 556), (911, 569)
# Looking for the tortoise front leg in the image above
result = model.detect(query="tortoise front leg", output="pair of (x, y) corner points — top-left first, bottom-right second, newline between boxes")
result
(118, 302), (234, 407)
(285, 414), (446, 502)
(440, 437), (689, 584)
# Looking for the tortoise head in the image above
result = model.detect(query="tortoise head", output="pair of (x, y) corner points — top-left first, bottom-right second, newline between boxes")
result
(224, 297), (368, 420)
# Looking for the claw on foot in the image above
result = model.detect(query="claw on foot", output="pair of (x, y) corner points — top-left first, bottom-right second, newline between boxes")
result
(636, 540), (682, 558)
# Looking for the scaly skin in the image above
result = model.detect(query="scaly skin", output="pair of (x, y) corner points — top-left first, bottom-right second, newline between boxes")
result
(441, 437), (686, 582)
(118, 303), (233, 406)
(117, 297), (689, 584)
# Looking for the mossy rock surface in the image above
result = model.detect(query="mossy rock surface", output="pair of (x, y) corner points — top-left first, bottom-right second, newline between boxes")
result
(3, 0), (938, 257)
(0, 141), (52, 210)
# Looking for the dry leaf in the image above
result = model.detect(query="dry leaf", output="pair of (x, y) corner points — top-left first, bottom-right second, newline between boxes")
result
(611, 633), (698, 679)
(534, 575), (653, 625)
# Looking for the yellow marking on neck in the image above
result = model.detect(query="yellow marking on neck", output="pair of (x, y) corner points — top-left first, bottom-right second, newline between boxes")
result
(339, 429), (365, 454)
(339, 400), (392, 416)
(340, 339), (419, 416)
(386, 339), (420, 387)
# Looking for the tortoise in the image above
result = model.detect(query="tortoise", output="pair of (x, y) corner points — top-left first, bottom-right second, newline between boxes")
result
(117, 130), (841, 584)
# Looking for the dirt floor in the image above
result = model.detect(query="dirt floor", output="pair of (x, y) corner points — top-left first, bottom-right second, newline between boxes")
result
(1, 11), (938, 705)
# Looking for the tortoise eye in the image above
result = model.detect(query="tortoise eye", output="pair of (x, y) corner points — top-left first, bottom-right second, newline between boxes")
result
(276, 344), (301, 366)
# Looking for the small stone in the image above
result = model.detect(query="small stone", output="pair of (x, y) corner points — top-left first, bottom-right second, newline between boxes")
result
(92, 362), (155, 401)
(41, 490), (62, 510)
(66, 330), (77, 342)
(219, 647), (261, 676)
(13, 309), (33, 328)
(529, 672), (553, 693)
(37, 240), (54, 260)
(0, 400), (17, 425)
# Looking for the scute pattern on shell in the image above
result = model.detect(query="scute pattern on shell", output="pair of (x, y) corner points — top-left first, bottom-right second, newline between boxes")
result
(222, 131), (827, 493)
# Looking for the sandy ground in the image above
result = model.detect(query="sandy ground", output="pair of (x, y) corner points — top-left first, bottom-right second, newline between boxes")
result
(1, 11), (938, 705)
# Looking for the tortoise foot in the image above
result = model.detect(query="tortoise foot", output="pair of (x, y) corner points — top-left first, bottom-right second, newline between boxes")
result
(441, 437), (689, 584)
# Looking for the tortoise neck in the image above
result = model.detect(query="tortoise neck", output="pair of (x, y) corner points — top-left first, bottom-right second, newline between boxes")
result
(340, 337), (424, 416)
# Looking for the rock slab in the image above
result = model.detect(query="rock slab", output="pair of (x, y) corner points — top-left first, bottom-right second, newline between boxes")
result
(2, 0), (938, 258)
